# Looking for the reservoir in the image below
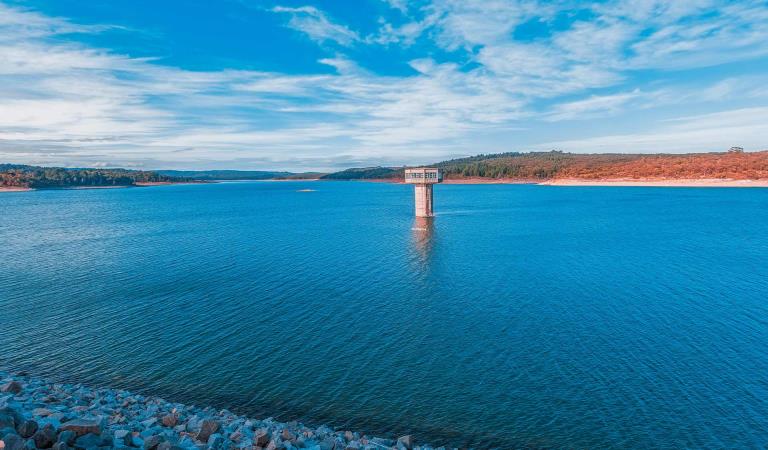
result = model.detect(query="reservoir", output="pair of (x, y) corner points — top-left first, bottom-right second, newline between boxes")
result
(1, 181), (768, 448)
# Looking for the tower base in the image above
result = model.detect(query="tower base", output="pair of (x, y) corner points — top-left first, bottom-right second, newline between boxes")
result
(414, 183), (434, 217)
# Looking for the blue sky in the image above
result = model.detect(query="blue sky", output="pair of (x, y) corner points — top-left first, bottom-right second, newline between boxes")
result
(1, 0), (767, 170)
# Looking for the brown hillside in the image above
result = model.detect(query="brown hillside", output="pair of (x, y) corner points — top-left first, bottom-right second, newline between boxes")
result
(555, 151), (768, 180)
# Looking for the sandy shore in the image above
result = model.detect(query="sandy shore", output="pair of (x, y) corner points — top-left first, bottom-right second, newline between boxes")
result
(442, 177), (537, 185)
(0, 187), (33, 192)
(134, 181), (210, 186)
(358, 177), (538, 184)
(541, 178), (768, 187)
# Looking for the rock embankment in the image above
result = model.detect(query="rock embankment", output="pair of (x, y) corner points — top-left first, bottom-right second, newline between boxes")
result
(0, 373), (436, 450)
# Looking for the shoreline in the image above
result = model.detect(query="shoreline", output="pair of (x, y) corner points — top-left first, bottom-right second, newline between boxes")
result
(0, 182), (206, 193)
(0, 371), (431, 450)
(0, 186), (33, 192)
(541, 178), (768, 187)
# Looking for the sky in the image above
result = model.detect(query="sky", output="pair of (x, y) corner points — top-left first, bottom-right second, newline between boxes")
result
(1, 0), (767, 171)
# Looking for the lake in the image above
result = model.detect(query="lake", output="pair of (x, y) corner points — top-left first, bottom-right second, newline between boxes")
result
(2, 181), (768, 448)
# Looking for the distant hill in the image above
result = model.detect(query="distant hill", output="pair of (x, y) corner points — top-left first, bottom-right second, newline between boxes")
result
(156, 170), (293, 180)
(323, 150), (768, 181)
(0, 164), (186, 189)
(320, 166), (402, 180)
(6, 150), (768, 189)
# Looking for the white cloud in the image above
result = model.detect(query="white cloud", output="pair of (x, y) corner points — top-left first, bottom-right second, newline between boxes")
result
(271, 6), (360, 46)
(0, 1), (767, 170)
(537, 107), (768, 153)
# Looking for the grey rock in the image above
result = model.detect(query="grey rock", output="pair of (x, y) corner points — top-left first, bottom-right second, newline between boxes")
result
(318, 438), (335, 450)
(368, 438), (392, 447)
(0, 427), (18, 439)
(0, 415), (16, 430)
(0, 408), (24, 429)
(196, 421), (219, 444)
(73, 433), (101, 450)
(23, 438), (37, 450)
(57, 431), (76, 446)
(130, 435), (144, 448)
(32, 424), (57, 449)
(2, 433), (25, 450)
(143, 435), (166, 450)
(205, 434), (222, 450)
(59, 419), (102, 438)
(32, 409), (52, 418)
(396, 435), (413, 450)
(113, 430), (129, 442)
(1, 382), (22, 395)
(51, 443), (68, 450)
(18, 420), (39, 438)
(254, 431), (270, 448)
(281, 429), (295, 442)
(161, 415), (177, 428)
(97, 432), (112, 448)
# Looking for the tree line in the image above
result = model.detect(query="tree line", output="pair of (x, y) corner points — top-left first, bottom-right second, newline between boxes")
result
(0, 164), (186, 188)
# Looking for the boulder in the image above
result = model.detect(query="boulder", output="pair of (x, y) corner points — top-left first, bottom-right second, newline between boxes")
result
(32, 424), (57, 449)
(396, 435), (413, 450)
(254, 431), (270, 448)
(112, 430), (129, 442)
(280, 430), (294, 442)
(56, 431), (76, 447)
(0, 408), (24, 429)
(1, 434), (25, 450)
(51, 443), (68, 450)
(205, 434), (223, 450)
(318, 438), (335, 450)
(23, 439), (36, 450)
(73, 433), (101, 450)
(161, 416), (177, 428)
(0, 382), (22, 395)
(196, 421), (219, 444)
(143, 435), (166, 450)
(343, 432), (353, 442)
(59, 420), (102, 438)
(17, 420), (39, 439)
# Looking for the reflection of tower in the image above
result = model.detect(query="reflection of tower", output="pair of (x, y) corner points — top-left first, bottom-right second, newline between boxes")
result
(404, 168), (442, 217)
(411, 216), (435, 265)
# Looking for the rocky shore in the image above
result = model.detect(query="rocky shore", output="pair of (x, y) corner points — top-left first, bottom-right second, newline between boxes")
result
(0, 373), (441, 450)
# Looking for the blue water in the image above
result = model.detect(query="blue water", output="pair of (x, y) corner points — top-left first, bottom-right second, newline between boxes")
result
(2, 181), (768, 448)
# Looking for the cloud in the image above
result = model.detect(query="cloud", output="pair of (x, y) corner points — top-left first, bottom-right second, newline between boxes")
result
(537, 107), (768, 153)
(271, 6), (360, 46)
(0, 1), (767, 170)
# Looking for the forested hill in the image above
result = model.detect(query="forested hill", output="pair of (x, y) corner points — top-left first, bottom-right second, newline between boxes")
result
(156, 170), (292, 180)
(321, 150), (768, 181)
(0, 164), (186, 189)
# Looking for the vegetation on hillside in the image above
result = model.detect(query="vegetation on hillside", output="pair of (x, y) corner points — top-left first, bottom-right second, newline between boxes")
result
(323, 151), (768, 181)
(320, 166), (402, 180)
(0, 164), (185, 189)
(156, 170), (293, 180)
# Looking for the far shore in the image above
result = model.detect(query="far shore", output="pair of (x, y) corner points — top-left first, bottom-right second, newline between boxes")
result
(356, 177), (538, 184)
(541, 178), (768, 187)
(0, 181), (205, 192)
(356, 177), (768, 187)
(0, 186), (33, 192)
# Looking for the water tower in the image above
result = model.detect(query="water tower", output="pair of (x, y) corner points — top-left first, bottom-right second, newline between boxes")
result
(405, 168), (442, 217)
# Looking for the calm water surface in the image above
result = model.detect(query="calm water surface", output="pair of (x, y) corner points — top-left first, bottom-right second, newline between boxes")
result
(2, 181), (768, 448)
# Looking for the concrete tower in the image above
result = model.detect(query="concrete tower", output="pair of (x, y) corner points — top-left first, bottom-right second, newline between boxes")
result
(405, 168), (442, 217)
